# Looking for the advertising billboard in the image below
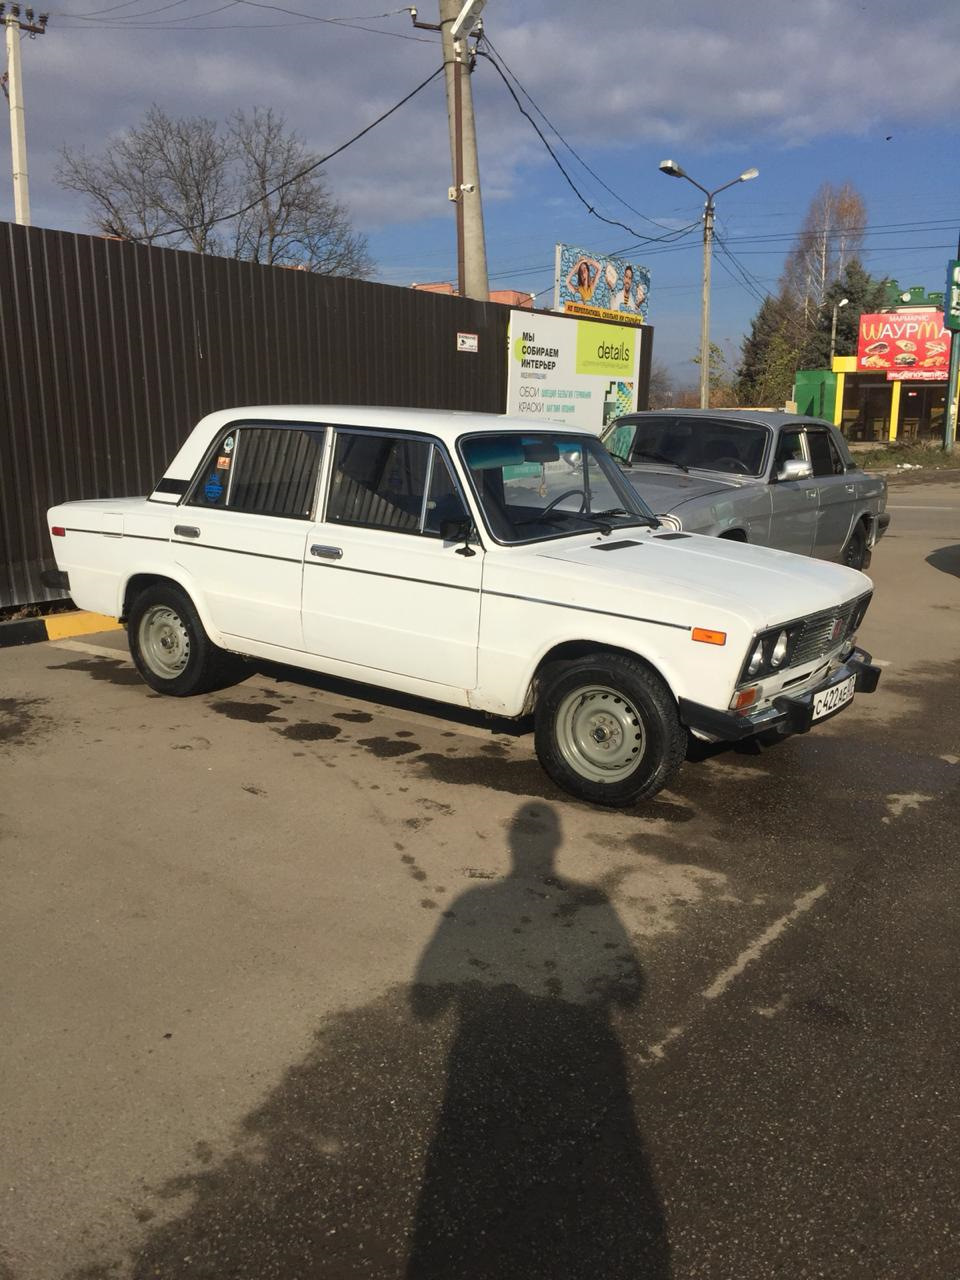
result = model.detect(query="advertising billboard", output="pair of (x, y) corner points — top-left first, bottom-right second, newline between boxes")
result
(554, 243), (650, 327)
(857, 310), (949, 381)
(506, 310), (646, 433)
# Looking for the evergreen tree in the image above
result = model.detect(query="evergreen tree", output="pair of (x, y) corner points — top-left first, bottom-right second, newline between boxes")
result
(799, 260), (889, 369)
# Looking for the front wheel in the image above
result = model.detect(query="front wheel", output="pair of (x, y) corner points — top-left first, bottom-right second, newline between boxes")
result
(534, 654), (685, 807)
(128, 583), (242, 696)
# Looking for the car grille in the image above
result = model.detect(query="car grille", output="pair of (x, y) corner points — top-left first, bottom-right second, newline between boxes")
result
(791, 597), (865, 667)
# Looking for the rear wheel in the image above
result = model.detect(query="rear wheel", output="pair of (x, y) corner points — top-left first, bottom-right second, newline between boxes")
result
(842, 523), (868, 571)
(128, 583), (242, 696)
(534, 654), (685, 807)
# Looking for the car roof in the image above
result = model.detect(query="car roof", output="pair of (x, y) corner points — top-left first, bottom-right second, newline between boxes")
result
(616, 409), (836, 430)
(193, 405), (592, 448)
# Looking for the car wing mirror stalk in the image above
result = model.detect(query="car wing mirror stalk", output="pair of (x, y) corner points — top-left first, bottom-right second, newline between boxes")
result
(777, 458), (813, 482)
(441, 518), (477, 557)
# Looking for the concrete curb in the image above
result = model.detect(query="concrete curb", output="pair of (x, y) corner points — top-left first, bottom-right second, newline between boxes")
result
(0, 611), (122, 648)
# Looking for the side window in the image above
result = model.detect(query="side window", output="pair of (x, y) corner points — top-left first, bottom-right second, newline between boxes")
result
(188, 426), (325, 518)
(424, 451), (469, 536)
(773, 429), (805, 474)
(805, 430), (844, 477)
(327, 433), (430, 532)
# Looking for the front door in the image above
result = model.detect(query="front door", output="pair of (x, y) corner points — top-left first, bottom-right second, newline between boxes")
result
(768, 428), (818, 555)
(301, 429), (483, 691)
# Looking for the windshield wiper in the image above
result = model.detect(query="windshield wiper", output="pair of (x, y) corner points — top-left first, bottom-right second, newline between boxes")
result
(630, 450), (689, 474)
(593, 508), (661, 528)
(516, 511), (614, 536)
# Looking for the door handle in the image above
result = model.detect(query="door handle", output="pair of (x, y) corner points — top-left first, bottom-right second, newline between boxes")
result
(845, 484), (856, 494)
(311, 544), (343, 560)
(174, 525), (200, 538)
(806, 489), (818, 499)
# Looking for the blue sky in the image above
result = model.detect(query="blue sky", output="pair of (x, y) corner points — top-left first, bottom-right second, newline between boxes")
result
(3, 0), (958, 386)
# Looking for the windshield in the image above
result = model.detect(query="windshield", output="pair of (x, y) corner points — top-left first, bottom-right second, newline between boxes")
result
(459, 432), (657, 545)
(602, 415), (770, 477)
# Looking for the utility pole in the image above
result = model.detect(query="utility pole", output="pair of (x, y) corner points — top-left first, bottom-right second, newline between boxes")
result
(413, 1), (488, 300)
(2, 3), (48, 226)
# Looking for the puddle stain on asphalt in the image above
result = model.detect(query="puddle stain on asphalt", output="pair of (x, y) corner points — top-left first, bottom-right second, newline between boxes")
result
(334, 710), (374, 723)
(356, 737), (422, 758)
(0, 696), (49, 745)
(209, 702), (286, 724)
(48, 656), (143, 686)
(278, 723), (342, 742)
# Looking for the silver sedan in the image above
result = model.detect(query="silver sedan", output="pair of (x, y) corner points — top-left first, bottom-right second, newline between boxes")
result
(602, 410), (890, 569)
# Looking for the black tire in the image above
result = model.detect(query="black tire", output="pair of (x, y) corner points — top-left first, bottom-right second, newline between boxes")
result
(128, 583), (241, 696)
(534, 654), (685, 807)
(842, 523), (869, 571)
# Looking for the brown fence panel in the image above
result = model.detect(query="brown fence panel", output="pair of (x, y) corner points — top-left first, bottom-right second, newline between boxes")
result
(0, 223), (509, 608)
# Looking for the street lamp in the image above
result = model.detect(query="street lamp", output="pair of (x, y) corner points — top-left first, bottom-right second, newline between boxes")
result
(830, 297), (849, 364)
(659, 159), (759, 409)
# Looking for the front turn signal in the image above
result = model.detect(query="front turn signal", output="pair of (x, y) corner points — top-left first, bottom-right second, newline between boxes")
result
(692, 627), (726, 646)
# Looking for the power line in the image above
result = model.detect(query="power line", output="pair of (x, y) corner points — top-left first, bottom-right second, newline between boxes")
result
(480, 33), (677, 234)
(475, 43), (700, 248)
(136, 63), (443, 243)
(56, 0), (434, 37)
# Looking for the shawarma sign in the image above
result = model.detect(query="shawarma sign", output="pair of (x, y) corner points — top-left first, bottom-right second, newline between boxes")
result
(856, 310), (948, 380)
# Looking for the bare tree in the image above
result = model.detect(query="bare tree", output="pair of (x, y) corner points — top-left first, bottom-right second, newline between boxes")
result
(646, 360), (674, 409)
(780, 181), (866, 328)
(229, 108), (371, 275)
(58, 105), (372, 277)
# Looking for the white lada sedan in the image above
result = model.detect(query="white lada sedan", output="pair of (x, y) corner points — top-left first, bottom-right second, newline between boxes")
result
(47, 406), (880, 807)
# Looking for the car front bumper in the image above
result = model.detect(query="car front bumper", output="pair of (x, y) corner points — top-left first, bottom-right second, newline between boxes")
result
(679, 647), (881, 743)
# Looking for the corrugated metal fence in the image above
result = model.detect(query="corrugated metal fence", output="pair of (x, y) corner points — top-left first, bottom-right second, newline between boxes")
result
(0, 222), (510, 608)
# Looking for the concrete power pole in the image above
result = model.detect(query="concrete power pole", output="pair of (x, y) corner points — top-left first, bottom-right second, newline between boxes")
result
(438, 0), (488, 301)
(2, 4), (48, 226)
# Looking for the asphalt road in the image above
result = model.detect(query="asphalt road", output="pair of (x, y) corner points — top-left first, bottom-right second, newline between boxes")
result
(2, 479), (958, 1279)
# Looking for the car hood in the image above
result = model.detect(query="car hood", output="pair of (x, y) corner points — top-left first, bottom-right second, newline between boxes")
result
(531, 529), (869, 631)
(620, 468), (749, 513)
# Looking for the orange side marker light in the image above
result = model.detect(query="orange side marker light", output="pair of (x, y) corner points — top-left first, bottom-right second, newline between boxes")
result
(692, 627), (726, 646)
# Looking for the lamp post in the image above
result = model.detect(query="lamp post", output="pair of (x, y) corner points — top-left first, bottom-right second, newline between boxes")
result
(659, 159), (759, 409)
(830, 297), (849, 364)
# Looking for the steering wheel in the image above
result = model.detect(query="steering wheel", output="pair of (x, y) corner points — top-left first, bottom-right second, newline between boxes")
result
(713, 457), (751, 475)
(541, 487), (587, 516)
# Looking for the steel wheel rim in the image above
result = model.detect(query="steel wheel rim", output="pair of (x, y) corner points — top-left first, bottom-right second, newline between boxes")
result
(555, 684), (646, 784)
(139, 604), (190, 679)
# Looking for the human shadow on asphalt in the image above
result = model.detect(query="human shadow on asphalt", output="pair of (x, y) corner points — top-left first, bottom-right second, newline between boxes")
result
(926, 544), (960, 578)
(88, 803), (668, 1280)
(406, 802), (670, 1279)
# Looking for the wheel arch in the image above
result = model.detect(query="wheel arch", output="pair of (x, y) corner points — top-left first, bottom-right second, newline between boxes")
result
(121, 570), (223, 644)
(521, 639), (677, 716)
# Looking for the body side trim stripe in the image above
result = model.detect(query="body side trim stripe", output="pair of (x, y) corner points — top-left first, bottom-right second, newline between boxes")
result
(305, 560), (480, 594)
(482, 589), (691, 631)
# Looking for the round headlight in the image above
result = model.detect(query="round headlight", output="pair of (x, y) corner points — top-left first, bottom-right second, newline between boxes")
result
(770, 630), (789, 667)
(747, 641), (764, 676)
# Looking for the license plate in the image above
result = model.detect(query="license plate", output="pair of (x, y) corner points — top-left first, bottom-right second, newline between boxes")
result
(812, 675), (856, 721)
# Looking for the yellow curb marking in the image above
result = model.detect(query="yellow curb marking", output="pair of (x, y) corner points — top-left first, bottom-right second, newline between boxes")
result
(45, 612), (122, 640)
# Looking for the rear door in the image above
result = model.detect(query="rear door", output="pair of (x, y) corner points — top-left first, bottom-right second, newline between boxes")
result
(175, 421), (324, 649)
(767, 428), (818, 555)
(804, 426), (855, 559)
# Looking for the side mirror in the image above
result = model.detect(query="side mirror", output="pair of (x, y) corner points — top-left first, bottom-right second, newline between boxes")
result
(440, 517), (477, 556)
(440, 517), (473, 542)
(777, 458), (813, 482)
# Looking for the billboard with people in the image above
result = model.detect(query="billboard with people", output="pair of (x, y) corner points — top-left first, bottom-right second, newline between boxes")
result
(553, 243), (650, 327)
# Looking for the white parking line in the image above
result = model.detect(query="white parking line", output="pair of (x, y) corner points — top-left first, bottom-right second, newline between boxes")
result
(702, 883), (828, 1001)
(51, 639), (130, 661)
